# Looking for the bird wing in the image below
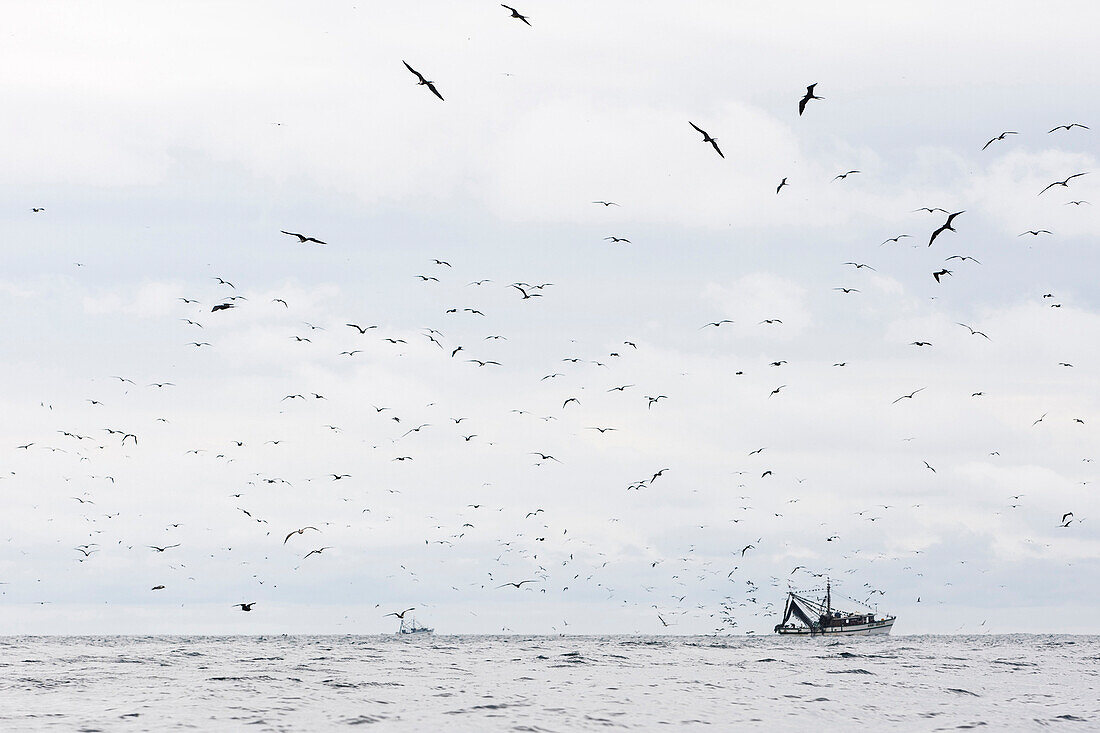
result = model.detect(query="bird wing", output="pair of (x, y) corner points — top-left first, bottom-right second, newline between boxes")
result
(709, 139), (724, 158)
(798, 95), (809, 116)
(425, 81), (444, 101)
(1037, 182), (1060, 195)
(402, 61), (425, 82)
(688, 120), (706, 137)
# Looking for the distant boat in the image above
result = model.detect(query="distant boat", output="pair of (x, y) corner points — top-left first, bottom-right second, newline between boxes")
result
(774, 579), (895, 636)
(398, 616), (433, 635)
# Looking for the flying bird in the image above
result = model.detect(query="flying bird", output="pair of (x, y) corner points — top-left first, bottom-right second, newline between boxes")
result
(402, 61), (444, 101)
(932, 269), (952, 283)
(1048, 123), (1089, 133)
(981, 131), (1017, 150)
(688, 121), (724, 158)
(500, 4), (531, 25)
(776, 177), (789, 193)
(1038, 173), (1087, 195)
(233, 603), (256, 612)
(956, 323), (990, 339)
(280, 230), (326, 244)
(892, 388), (926, 404)
(498, 580), (539, 588)
(833, 170), (860, 180)
(385, 607), (415, 619)
(929, 211), (964, 246)
(303, 547), (332, 559)
(283, 527), (319, 544)
(798, 83), (823, 115)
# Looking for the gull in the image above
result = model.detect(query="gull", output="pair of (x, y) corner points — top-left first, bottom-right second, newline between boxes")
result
(776, 177), (789, 193)
(346, 323), (377, 333)
(531, 452), (562, 463)
(303, 547), (332, 559)
(700, 319), (733, 328)
(913, 207), (948, 214)
(608, 384), (634, 392)
(981, 131), (1017, 150)
(384, 607), (415, 619)
(233, 603), (256, 611)
(211, 303), (235, 312)
(563, 398), (580, 408)
(646, 395), (667, 409)
(932, 269), (952, 282)
(178, 298), (199, 303)
(740, 544), (755, 557)
(834, 287), (860, 293)
(929, 211), (964, 246)
(592, 200), (619, 206)
(280, 230), (326, 244)
(843, 262), (876, 271)
(148, 544), (181, 552)
(468, 359), (501, 367)
(945, 255), (981, 264)
(402, 61), (443, 101)
(1032, 413), (1047, 426)
(833, 170), (860, 180)
(1038, 172), (1087, 195)
(881, 235), (910, 244)
(604, 236), (631, 243)
(180, 318), (202, 327)
(284, 527), (319, 544)
(432, 259), (452, 267)
(910, 341), (932, 347)
(1048, 123), (1089, 133)
(1019, 230), (1052, 237)
(587, 426), (616, 433)
(330, 474), (351, 480)
(1065, 200), (1090, 206)
(651, 468), (670, 482)
(500, 4), (531, 25)
(213, 277), (235, 288)
(688, 121), (724, 158)
(798, 83), (823, 115)
(923, 461), (936, 473)
(892, 387), (925, 404)
(769, 385), (786, 397)
(273, 298), (288, 307)
(956, 323), (990, 339)
(498, 580), (539, 588)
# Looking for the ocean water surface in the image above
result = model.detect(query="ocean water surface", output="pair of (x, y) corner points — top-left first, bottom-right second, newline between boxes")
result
(1, 635), (1097, 731)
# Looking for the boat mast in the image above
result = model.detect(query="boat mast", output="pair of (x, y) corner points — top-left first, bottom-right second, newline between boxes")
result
(825, 578), (831, 615)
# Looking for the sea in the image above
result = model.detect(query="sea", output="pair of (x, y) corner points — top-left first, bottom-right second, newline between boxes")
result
(1, 635), (1096, 731)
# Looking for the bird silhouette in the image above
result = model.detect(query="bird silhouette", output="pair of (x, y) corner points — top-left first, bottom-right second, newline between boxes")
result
(402, 61), (444, 101)
(688, 121), (724, 158)
(280, 230), (326, 244)
(929, 211), (964, 246)
(798, 83), (823, 115)
(501, 4), (531, 25)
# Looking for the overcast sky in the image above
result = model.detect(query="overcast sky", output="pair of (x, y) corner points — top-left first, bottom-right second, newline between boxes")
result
(1, 1), (1098, 635)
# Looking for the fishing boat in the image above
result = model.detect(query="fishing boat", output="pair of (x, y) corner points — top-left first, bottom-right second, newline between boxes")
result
(774, 579), (895, 636)
(397, 616), (433, 635)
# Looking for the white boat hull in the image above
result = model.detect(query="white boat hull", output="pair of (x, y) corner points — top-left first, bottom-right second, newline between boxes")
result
(776, 618), (894, 636)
